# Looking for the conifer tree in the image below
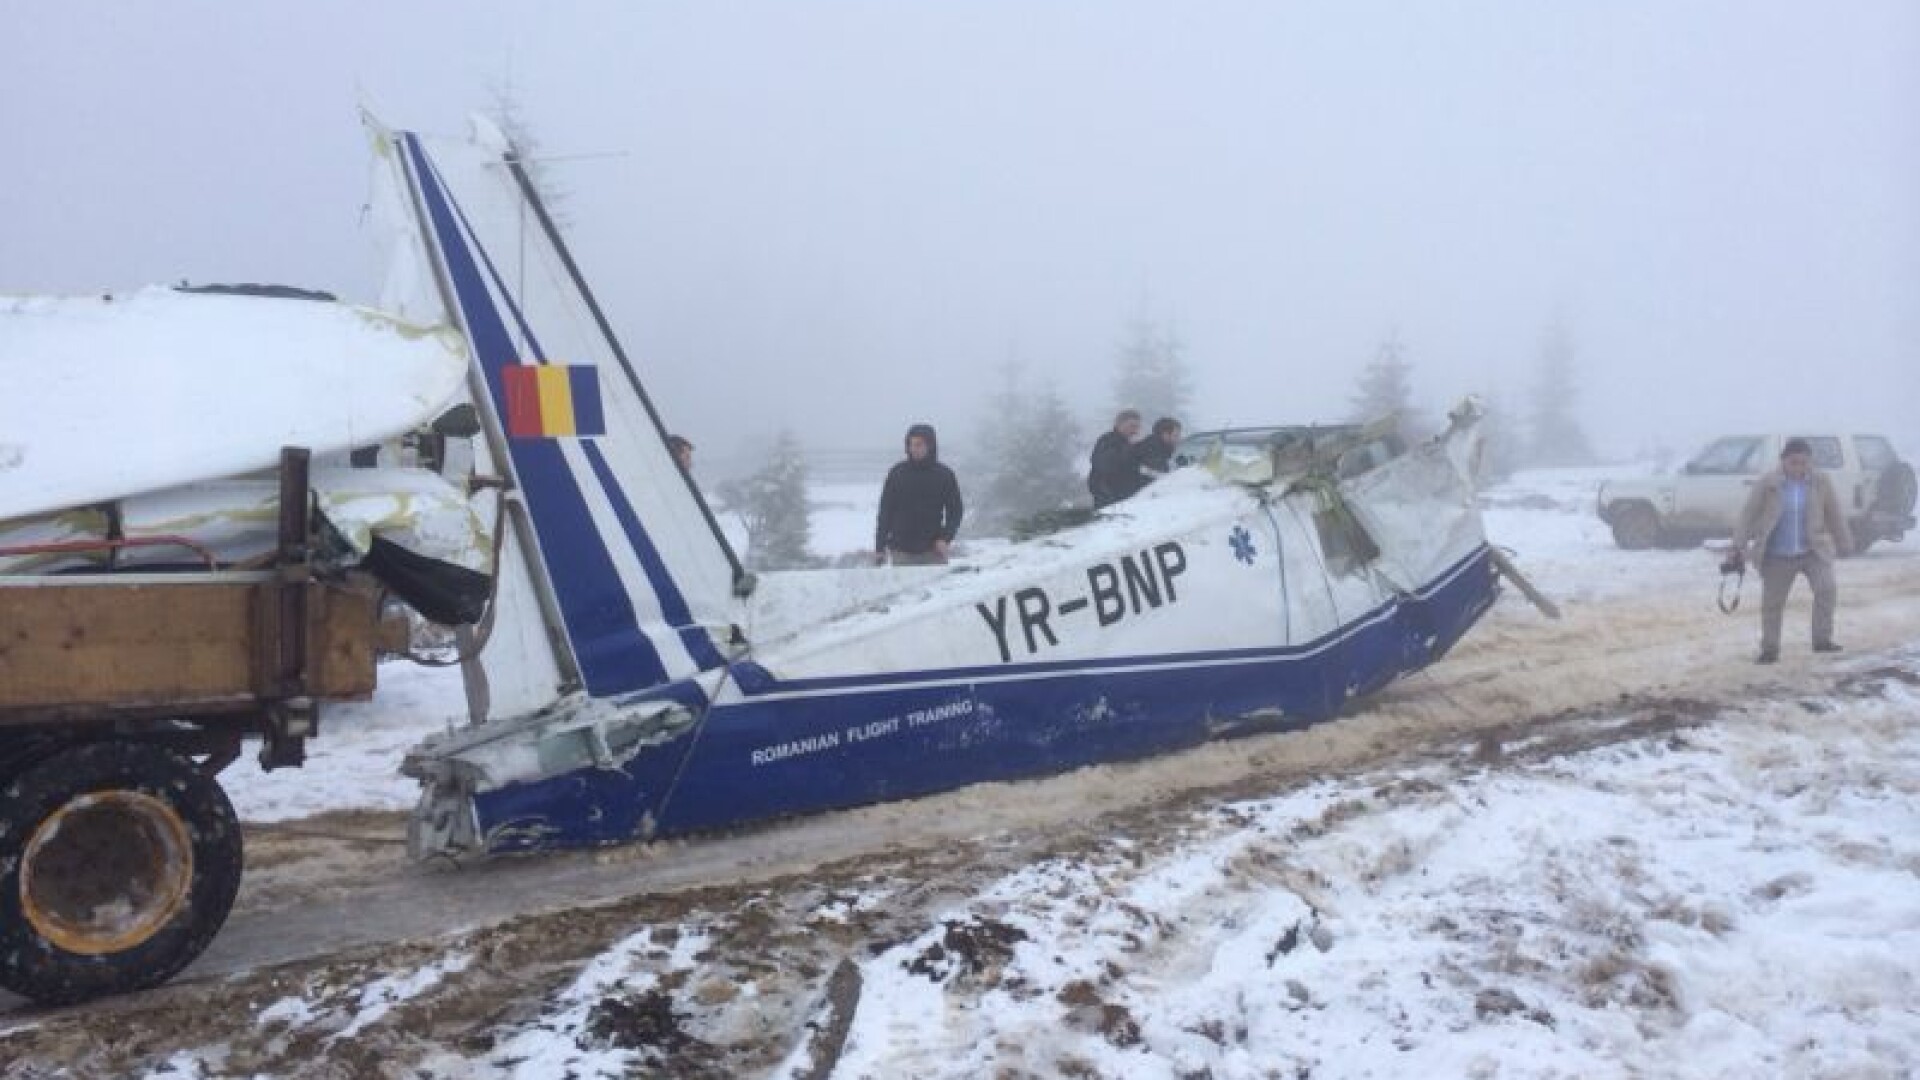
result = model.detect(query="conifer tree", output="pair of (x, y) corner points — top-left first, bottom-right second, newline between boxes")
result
(1348, 331), (1430, 438)
(721, 429), (815, 569)
(972, 366), (1083, 536)
(1475, 388), (1527, 483)
(1525, 320), (1597, 467)
(1348, 332), (1413, 422)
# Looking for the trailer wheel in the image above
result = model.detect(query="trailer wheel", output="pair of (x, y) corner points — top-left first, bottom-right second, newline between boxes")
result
(0, 742), (242, 1005)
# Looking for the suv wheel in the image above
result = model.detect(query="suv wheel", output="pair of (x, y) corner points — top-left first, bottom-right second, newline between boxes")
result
(1608, 504), (1661, 550)
(1872, 462), (1917, 518)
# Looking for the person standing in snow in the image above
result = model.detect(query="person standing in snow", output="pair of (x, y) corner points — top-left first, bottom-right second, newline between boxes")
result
(1132, 417), (1183, 487)
(874, 423), (964, 566)
(1088, 409), (1145, 508)
(1728, 437), (1853, 664)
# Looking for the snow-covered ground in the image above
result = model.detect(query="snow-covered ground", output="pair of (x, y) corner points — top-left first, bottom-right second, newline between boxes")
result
(797, 679), (1920, 1079)
(9, 464), (1919, 1079)
(222, 660), (469, 822)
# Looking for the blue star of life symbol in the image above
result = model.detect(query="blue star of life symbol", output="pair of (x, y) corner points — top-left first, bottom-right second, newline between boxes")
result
(1229, 525), (1257, 565)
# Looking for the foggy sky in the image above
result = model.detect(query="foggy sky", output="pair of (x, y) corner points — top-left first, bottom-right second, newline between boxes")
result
(5, 2), (1917, 468)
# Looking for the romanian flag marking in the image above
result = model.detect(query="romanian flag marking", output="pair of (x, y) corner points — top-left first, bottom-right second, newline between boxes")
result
(503, 364), (605, 437)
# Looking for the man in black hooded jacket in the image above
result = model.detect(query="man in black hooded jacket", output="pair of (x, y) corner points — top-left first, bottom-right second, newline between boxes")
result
(1133, 417), (1182, 482)
(875, 423), (964, 565)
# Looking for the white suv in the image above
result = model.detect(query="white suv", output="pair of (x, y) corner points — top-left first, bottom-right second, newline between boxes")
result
(1596, 433), (1916, 553)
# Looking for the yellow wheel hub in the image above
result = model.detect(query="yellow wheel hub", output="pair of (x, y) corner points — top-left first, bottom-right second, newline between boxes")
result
(19, 791), (194, 956)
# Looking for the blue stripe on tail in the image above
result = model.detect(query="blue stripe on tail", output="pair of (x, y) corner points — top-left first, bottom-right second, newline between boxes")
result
(580, 441), (729, 670)
(568, 367), (606, 436)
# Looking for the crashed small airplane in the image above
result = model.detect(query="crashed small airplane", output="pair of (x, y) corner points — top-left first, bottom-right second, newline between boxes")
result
(374, 117), (1523, 859)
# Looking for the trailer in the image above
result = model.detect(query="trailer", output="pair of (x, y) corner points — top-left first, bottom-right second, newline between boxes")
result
(0, 450), (401, 1005)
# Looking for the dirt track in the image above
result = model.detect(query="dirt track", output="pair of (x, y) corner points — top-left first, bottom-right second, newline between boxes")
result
(3, 547), (1916, 1076)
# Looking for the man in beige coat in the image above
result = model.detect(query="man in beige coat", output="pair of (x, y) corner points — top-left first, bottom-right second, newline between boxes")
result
(1729, 438), (1853, 663)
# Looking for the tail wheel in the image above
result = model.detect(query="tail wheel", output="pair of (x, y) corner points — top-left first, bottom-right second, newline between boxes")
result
(1608, 503), (1661, 550)
(0, 742), (242, 1005)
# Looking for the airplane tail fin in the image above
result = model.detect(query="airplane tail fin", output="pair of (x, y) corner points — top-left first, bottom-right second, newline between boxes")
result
(372, 115), (744, 706)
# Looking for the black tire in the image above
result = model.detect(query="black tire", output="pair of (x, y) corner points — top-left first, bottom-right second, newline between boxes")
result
(1608, 503), (1661, 550)
(1872, 462), (1917, 518)
(0, 742), (242, 1005)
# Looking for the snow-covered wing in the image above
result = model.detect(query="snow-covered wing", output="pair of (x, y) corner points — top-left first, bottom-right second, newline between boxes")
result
(0, 289), (467, 520)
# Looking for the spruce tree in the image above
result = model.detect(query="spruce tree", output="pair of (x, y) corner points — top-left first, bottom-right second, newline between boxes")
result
(1475, 388), (1527, 483)
(1349, 332), (1412, 420)
(1525, 321), (1597, 467)
(973, 366), (1083, 536)
(721, 430), (815, 570)
(1348, 331), (1429, 438)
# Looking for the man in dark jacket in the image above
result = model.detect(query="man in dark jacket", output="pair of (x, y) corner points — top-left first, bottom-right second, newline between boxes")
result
(875, 423), (964, 565)
(1088, 409), (1144, 508)
(1132, 417), (1183, 485)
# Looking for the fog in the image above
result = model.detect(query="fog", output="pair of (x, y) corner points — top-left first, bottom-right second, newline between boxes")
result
(5, 2), (1917, 468)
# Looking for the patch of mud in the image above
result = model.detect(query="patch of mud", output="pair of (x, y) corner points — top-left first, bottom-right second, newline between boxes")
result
(1474, 986), (1555, 1028)
(1055, 980), (1143, 1048)
(905, 916), (1030, 986)
(583, 987), (715, 1065)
